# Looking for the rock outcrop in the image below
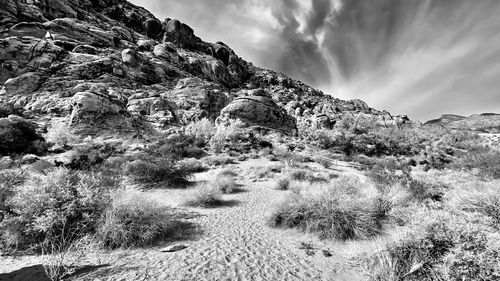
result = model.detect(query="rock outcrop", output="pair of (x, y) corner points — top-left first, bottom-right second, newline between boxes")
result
(219, 89), (296, 135)
(0, 0), (413, 137)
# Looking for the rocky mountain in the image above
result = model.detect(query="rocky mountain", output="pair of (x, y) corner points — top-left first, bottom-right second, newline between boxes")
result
(0, 0), (412, 139)
(425, 113), (500, 133)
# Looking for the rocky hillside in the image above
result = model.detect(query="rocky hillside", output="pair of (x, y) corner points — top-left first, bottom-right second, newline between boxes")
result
(425, 113), (500, 133)
(0, 0), (411, 138)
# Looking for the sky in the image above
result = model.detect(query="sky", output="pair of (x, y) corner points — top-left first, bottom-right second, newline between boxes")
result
(130, 0), (500, 121)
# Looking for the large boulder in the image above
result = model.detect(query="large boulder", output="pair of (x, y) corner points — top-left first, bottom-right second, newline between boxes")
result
(219, 89), (297, 135)
(70, 91), (124, 123)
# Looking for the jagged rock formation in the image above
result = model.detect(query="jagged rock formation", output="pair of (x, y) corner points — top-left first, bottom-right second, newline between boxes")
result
(0, 0), (412, 136)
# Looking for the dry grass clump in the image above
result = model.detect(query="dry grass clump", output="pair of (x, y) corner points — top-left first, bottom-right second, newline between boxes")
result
(247, 165), (283, 180)
(202, 154), (235, 167)
(214, 170), (238, 194)
(275, 177), (291, 190)
(98, 190), (178, 249)
(446, 180), (500, 225)
(287, 169), (328, 183)
(179, 158), (206, 173)
(269, 176), (390, 240)
(184, 184), (224, 208)
(369, 210), (500, 281)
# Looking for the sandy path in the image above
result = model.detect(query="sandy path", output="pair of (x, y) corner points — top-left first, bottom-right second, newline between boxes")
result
(84, 179), (326, 280)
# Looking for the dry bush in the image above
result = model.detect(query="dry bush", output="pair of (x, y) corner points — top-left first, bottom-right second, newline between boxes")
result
(0, 168), (119, 251)
(202, 154), (235, 166)
(269, 176), (390, 240)
(454, 147), (500, 179)
(209, 119), (245, 153)
(287, 169), (328, 183)
(214, 171), (237, 194)
(185, 118), (215, 146)
(66, 143), (119, 171)
(369, 210), (500, 281)
(247, 165), (283, 180)
(446, 181), (500, 225)
(42, 228), (98, 281)
(184, 184), (224, 207)
(151, 134), (206, 159)
(124, 156), (192, 187)
(179, 158), (206, 173)
(45, 120), (78, 148)
(98, 190), (179, 248)
(275, 177), (290, 190)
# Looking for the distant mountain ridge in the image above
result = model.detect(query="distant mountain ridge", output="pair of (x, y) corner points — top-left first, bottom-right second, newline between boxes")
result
(425, 113), (500, 133)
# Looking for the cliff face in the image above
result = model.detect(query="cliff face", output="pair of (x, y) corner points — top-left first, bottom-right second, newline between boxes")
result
(0, 0), (411, 136)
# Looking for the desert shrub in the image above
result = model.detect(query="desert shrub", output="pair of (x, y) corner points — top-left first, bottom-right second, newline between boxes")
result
(45, 120), (78, 148)
(0, 168), (119, 250)
(276, 150), (312, 167)
(275, 177), (290, 190)
(247, 165), (283, 180)
(0, 169), (26, 207)
(365, 157), (411, 188)
(41, 234), (98, 281)
(202, 154), (235, 166)
(66, 143), (118, 171)
(369, 210), (500, 281)
(209, 119), (245, 153)
(454, 147), (500, 179)
(150, 134), (206, 159)
(184, 184), (223, 207)
(444, 225), (500, 281)
(315, 157), (333, 169)
(407, 179), (447, 202)
(447, 181), (500, 225)
(269, 176), (389, 240)
(179, 158), (206, 173)
(288, 169), (309, 181)
(310, 130), (337, 149)
(124, 156), (192, 186)
(185, 118), (215, 147)
(213, 172), (237, 194)
(98, 190), (178, 248)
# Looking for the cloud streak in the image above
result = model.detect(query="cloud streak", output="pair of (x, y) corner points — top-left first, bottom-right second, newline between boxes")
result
(132, 0), (500, 121)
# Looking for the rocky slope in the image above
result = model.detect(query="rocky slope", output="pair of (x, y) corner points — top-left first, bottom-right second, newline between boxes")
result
(0, 0), (411, 139)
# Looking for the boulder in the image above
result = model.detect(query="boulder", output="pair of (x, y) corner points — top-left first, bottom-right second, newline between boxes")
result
(1, 72), (42, 96)
(137, 39), (157, 51)
(313, 114), (334, 130)
(72, 45), (98, 55)
(121, 48), (140, 66)
(219, 89), (297, 135)
(144, 18), (163, 38)
(70, 92), (124, 124)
